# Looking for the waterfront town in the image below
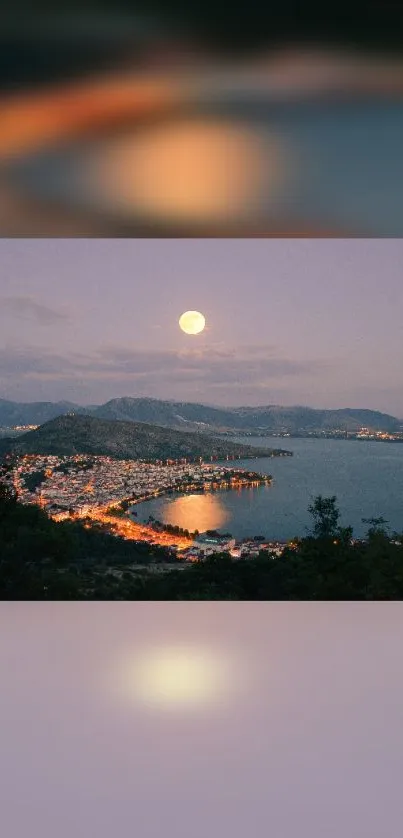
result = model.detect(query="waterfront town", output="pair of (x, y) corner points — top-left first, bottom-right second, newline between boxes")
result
(2, 424), (403, 444)
(4, 453), (289, 560)
(221, 427), (403, 441)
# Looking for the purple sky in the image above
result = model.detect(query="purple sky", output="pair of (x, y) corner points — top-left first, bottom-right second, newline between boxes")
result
(1, 602), (403, 838)
(0, 239), (402, 415)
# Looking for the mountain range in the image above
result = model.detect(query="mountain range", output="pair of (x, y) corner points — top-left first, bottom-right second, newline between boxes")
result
(0, 397), (401, 434)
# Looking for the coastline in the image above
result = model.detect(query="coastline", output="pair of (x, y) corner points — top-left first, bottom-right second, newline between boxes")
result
(128, 469), (272, 509)
(127, 472), (273, 540)
(69, 464), (275, 551)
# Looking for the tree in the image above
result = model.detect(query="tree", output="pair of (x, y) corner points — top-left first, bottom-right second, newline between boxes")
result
(307, 495), (340, 539)
(0, 480), (18, 513)
(362, 517), (390, 539)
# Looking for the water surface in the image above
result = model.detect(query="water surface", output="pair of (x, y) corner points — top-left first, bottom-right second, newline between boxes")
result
(134, 437), (403, 540)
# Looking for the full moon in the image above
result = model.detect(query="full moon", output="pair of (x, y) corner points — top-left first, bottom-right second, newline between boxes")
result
(179, 310), (206, 335)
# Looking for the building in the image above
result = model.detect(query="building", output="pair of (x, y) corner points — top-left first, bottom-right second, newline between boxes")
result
(192, 533), (235, 555)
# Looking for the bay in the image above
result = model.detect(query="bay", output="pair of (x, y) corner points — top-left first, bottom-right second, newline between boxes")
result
(133, 437), (403, 541)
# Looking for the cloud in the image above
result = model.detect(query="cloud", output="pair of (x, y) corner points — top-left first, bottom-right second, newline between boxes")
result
(1, 343), (399, 413)
(0, 296), (70, 325)
(0, 343), (328, 394)
(0, 346), (88, 376)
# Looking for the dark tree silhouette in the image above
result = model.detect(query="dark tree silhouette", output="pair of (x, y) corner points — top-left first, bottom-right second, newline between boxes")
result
(1, 471), (403, 601)
(307, 495), (340, 539)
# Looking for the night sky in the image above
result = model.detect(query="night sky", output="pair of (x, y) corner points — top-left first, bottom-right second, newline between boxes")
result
(0, 238), (402, 415)
(1, 602), (403, 838)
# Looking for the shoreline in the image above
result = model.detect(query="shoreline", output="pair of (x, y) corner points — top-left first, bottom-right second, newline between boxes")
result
(129, 472), (272, 508)
(126, 472), (273, 541)
(218, 433), (403, 443)
(69, 466), (274, 551)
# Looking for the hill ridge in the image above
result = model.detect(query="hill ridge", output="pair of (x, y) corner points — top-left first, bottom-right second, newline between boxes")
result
(0, 413), (287, 461)
(0, 397), (401, 433)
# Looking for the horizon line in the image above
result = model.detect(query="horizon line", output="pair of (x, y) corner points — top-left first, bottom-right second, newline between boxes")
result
(0, 394), (402, 420)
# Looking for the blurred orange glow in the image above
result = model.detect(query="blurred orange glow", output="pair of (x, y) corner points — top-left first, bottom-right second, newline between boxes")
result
(0, 75), (185, 159)
(87, 118), (286, 223)
(1, 48), (403, 235)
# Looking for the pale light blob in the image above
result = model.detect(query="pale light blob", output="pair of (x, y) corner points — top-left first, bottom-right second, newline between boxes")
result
(179, 310), (206, 335)
(109, 643), (239, 713)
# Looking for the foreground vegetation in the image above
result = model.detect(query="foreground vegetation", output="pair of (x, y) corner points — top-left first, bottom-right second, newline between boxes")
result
(1, 468), (403, 599)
